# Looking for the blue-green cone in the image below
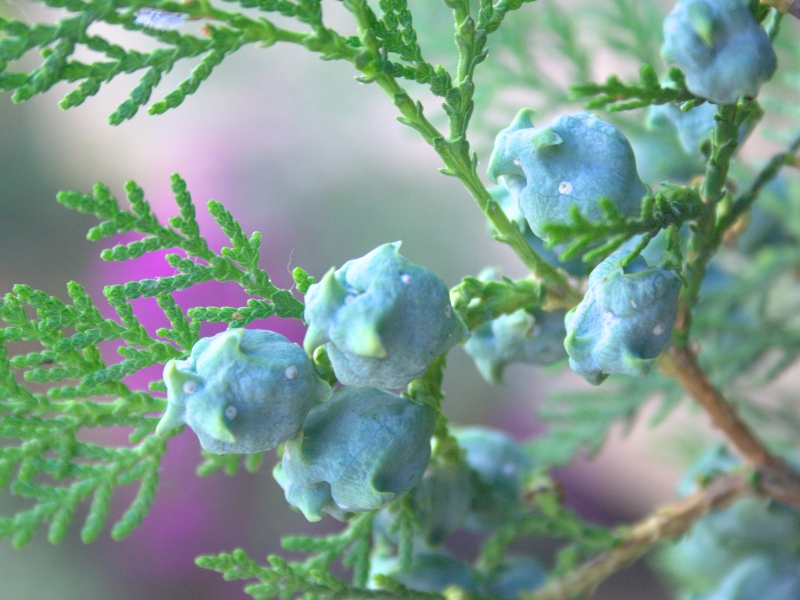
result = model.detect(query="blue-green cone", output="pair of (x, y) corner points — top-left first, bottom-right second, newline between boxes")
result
(660, 447), (800, 596)
(369, 552), (479, 593)
(464, 308), (568, 384)
(564, 249), (682, 385)
(484, 556), (548, 599)
(156, 329), (331, 454)
(647, 102), (758, 157)
(303, 242), (469, 389)
(647, 102), (719, 156)
(374, 460), (472, 547)
(276, 387), (437, 521)
(735, 179), (794, 255)
(487, 110), (646, 240)
(699, 555), (800, 600)
(452, 426), (534, 531)
(661, 0), (777, 105)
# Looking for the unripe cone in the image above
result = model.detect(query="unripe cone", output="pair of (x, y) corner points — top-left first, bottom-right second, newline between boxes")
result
(156, 329), (331, 454)
(275, 387), (436, 521)
(661, 0), (777, 105)
(564, 249), (682, 385)
(452, 426), (534, 530)
(303, 242), (469, 389)
(487, 110), (646, 240)
(465, 308), (568, 384)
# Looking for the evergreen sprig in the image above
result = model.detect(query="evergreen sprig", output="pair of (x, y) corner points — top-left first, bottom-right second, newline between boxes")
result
(677, 102), (765, 338)
(450, 275), (546, 331)
(0, 0), (359, 124)
(477, 469), (618, 577)
(572, 65), (697, 112)
(0, 281), (174, 547)
(529, 373), (683, 467)
(541, 183), (705, 266)
(0, 173), (305, 546)
(57, 173), (304, 320)
(355, 0), (445, 89)
(197, 512), (382, 600)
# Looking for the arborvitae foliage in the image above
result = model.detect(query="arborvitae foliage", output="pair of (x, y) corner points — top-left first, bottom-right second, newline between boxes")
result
(3, 1), (800, 599)
(0, 174), (304, 547)
(197, 512), (377, 599)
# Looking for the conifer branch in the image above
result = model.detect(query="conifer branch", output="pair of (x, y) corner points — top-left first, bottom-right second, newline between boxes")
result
(450, 276), (546, 331)
(658, 347), (774, 468)
(524, 450), (800, 598)
(197, 512), (387, 599)
(676, 103), (744, 344)
(58, 174), (304, 319)
(658, 345), (800, 509)
(0, 282), (177, 546)
(344, 0), (581, 306)
(523, 471), (751, 600)
(541, 183), (705, 265)
(0, 0), (359, 124)
(0, 174), (306, 544)
(572, 65), (696, 112)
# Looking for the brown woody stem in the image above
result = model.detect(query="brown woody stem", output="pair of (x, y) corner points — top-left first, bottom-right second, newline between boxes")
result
(525, 344), (800, 600)
(659, 345), (773, 467)
(658, 345), (800, 509)
(523, 472), (751, 600)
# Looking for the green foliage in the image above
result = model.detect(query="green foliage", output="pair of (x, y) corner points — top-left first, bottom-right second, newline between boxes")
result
(197, 512), (381, 600)
(0, 0), (359, 124)
(0, 280), (171, 547)
(572, 65), (697, 113)
(530, 373), (683, 467)
(59, 173), (304, 322)
(0, 271), (182, 547)
(4, 0), (800, 599)
(541, 183), (704, 266)
(477, 469), (619, 576)
(450, 274), (546, 331)
(0, 172), (304, 547)
(355, 0), (444, 88)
